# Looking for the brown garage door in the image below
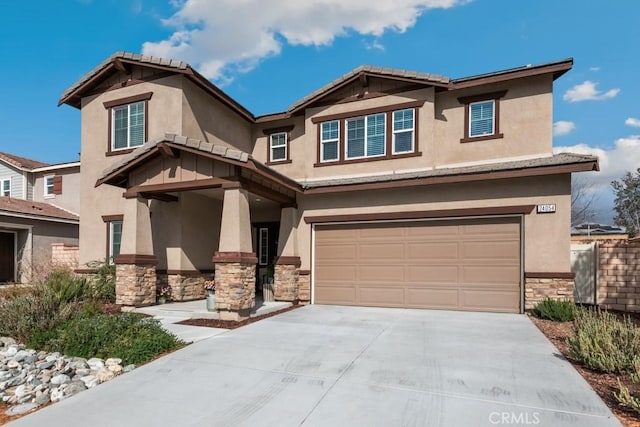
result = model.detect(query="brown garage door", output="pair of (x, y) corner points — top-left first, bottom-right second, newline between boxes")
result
(314, 217), (521, 313)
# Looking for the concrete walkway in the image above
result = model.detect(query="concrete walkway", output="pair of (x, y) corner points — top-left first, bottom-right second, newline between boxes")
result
(9, 306), (621, 427)
(134, 298), (293, 342)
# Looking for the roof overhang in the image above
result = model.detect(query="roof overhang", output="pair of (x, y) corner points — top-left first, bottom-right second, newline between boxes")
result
(0, 210), (79, 225)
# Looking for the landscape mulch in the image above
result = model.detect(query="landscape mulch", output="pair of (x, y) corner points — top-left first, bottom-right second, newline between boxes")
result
(177, 304), (301, 329)
(530, 315), (640, 427)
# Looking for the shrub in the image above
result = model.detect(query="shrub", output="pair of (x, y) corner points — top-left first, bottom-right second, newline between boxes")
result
(46, 269), (91, 303)
(0, 286), (80, 343)
(42, 313), (183, 365)
(568, 308), (640, 374)
(531, 298), (577, 322)
(616, 379), (640, 415)
(86, 259), (116, 303)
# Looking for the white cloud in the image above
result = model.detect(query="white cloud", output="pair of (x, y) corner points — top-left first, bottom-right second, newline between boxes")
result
(142, 0), (469, 82)
(563, 81), (620, 102)
(625, 117), (640, 128)
(553, 120), (575, 136)
(365, 39), (385, 52)
(554, 136), (640, 222)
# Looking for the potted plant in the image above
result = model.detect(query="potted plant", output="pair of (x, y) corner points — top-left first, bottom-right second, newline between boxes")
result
(204, 280), (216, 311)
(157, 286), (172, 304)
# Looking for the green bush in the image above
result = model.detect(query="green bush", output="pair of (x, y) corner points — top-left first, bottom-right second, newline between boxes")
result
(0, 286), (80, 343)
(568, 308), (640, 374)
(46, 269), (91, 303)
(616, 379), (640, 415)
(42, 313), (183, 365)
(86, 259), (116, 303)
(531, 298), (577, 322)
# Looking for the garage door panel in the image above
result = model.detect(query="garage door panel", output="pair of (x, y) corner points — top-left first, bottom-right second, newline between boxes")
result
(315, 244), (357, 260)
(460, 290), (520, 313)
(359, 243), (404, 260)
(315, 285), (357, 305)
(462, 241), (519, 260)
(314, 218), (521, 313)
(316, 265), (357, 281)
(358, 265), (405, 281)
(407, 242), (458, 259)
(461, 265), (520, 285)
(406, 265), (459, 283)
(406, 288), (459, 308)
(359, 287), (405, 305)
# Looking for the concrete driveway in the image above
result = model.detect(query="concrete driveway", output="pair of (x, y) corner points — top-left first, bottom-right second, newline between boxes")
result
(10, 305), (620, 427)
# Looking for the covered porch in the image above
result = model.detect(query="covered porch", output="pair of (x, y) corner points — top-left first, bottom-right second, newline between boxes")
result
(97, 134), (308, 320)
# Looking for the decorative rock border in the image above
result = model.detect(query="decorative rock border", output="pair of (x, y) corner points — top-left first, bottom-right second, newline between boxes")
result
(0, 337), (134, 411)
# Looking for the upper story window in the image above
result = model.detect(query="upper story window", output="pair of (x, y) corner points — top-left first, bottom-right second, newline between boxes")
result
(45, 176), (55, 197)
(392, 109), (415, 154)
(1, 179), (10, 197)
(312, 100), (424, 166)
(458, 90), (507, 143)
(346, 113), (385, 159)
(112, 101), (145, 150)
(269, 132), (287, 162)
(321, 121), (339, 162)
(103, 92), (153, 156)
(263, 125), (294, 165)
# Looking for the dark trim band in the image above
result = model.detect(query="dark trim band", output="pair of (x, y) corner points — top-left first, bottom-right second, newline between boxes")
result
(525, 272), (575, 279)
(103, 92), (154, 109)
(310, 99), (426, 124)
(156, 269), (215, 275)
(274, 256), (302, 267)
(212, 251), (259, 264)
(102, 214), (124, 222)
(304, 205), (535, 224)
(114, 254), (159, 265)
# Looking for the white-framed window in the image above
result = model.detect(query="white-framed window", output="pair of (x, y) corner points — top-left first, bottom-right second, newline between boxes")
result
(109, 221), (123, 261)
(45, 175), (55, 197)
(469, 100), (495, 137)
(345, 113), (385, 159)
(1, 179), (10, 197)
(269, 132), (287, 162)
(258, 228), (269, 265)
(320, 120), (339, 162)
(393, 109), (415, 153)
(112, 101), (145, 150)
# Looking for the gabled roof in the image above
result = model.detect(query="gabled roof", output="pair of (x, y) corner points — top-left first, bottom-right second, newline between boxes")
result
(61, 52), (574, 125)
(0, 197), (78, 223)
(302, 153), (598, 193)
(0, 152), (49, 171)
(96, 133), (301, 194)
(59, 52), (254, 122)
(285, 65), (450, 115)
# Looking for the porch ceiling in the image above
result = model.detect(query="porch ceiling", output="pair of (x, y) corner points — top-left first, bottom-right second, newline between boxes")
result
(96, 133), (301, 205)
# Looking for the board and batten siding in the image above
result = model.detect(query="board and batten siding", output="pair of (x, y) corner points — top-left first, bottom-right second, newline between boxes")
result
(0, 163), (24, 199)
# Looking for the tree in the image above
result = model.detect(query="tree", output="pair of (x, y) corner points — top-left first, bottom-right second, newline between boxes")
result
(611, 168), (640, 237)
(571, 176), (597, 226)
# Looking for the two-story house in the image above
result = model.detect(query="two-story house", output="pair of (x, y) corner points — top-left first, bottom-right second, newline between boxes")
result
(0, 152), (80, 282)
(59, 52), (598, 319)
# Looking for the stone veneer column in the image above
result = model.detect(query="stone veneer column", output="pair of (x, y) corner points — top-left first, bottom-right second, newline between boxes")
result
(213, 187), (256, 321)
(273, 206), (300, 303)
(297, 270), (311, 304)
(524, 273), (575, 310)
(114, 197), (157, 306)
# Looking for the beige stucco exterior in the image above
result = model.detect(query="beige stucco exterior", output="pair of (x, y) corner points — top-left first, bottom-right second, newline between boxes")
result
(64, 54), (593, 311)
(33, 166), (81, 214)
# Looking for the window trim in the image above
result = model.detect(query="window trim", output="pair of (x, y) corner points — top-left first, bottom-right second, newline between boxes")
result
(268, 132), (289, 164)
(314, 102), (422, 167)
(258, 227), (269, 266)
(320, 120), (340, 163)
(1, 178), (10, 197)
(458, 90), (507, 143)
(263, 125), (293, 165)
(392, 108), (415, 155)
(44, 175), (55, 198)
(104, 92), (152, 156)
(102, 215), (124, 262)
(344, 113), (387, 160)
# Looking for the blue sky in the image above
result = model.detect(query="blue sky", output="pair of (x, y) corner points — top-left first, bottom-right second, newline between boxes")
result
(1, 0), (638, 222)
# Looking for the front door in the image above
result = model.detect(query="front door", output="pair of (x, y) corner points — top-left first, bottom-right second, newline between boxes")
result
(253, 222), (279, 285)
(0, 232), (15, 282)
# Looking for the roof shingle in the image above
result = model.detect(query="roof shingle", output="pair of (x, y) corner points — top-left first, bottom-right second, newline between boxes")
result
(0, 197), (78, 222)
(0, 152), (49, 170)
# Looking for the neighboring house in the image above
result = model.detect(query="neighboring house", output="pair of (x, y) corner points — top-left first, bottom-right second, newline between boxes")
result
(0, 152), (80, 282)
(59, 52), (598, 319)
(571, 222), (628, 241)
